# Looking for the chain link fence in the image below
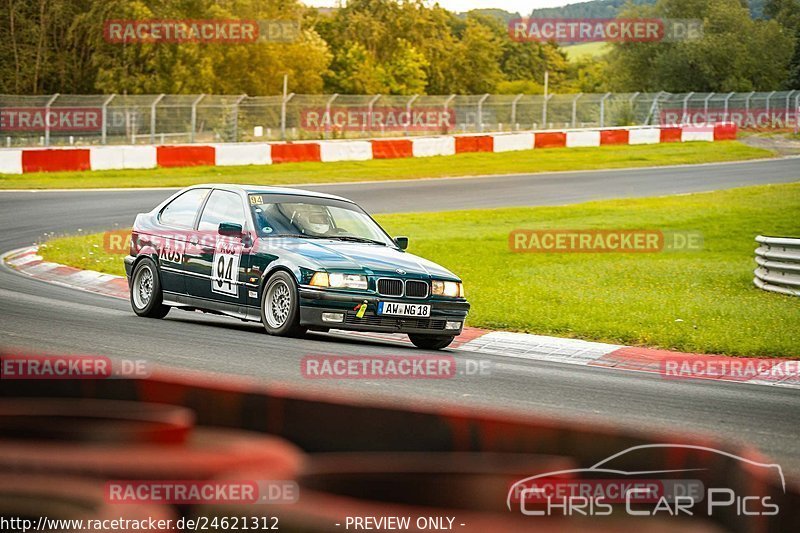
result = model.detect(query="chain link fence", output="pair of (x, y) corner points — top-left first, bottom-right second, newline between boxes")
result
(1, 91), (798, 147)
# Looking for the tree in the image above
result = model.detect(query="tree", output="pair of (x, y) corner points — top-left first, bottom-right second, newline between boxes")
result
(605, 0), (795, 91)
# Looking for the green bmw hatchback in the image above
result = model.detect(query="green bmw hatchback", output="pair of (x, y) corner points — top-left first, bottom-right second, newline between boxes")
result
(125, 184), (470, 350)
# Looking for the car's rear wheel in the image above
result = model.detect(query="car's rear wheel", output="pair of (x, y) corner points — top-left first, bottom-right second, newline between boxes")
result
(130, 257), (170, 319)
(261, 271), (306, 337)
(408, 334), (455, 350)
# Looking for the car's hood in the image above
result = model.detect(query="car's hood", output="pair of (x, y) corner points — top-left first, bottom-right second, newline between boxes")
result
(258, 238), (458, 279)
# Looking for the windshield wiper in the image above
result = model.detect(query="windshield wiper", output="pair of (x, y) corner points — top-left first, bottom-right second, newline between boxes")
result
(328, 236), (387, 246)
(270, 233), (328, 239)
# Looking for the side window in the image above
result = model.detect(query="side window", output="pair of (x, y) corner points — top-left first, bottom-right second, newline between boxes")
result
(198, 190), (247, 231)
(159, 188), (209, 228)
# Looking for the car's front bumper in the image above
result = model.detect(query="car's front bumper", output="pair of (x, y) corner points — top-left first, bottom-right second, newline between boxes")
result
(298, 287), (469, 336)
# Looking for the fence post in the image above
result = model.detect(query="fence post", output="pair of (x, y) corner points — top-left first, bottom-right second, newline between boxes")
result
(44, 94), (59, 146)
(324, 94), (338, 139)
(796, 93), (800, 134)
(150, 94), (165, 144)
(443, 94), (455, 133)
(190, 94), (205, 143)
(280, 93), (295, 141)
(101, 94), (115, 145)
(405, 94), (419, 136)
(723, 92), (735, 121)
(744, 91), (755, 117)
(511, 94), (523, 131)
(765, 90), (776, 123)
(477, 94), (489, 133)
(703, 93), (714, 121)
(232, 94), (247, 142)
(785, 90), (795, 126)
(681, 92), (694, 124)
(571, 93), (582, 128)
(599, 92), (611, 127)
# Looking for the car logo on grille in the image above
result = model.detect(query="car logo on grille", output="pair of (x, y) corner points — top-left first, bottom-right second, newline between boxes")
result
(395, 268), (406, 275)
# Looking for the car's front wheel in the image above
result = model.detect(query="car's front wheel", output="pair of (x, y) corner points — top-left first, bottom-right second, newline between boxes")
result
(261, 271), (307, 337)
(408, 334), (455, 350)
(130, 257), (170, 319)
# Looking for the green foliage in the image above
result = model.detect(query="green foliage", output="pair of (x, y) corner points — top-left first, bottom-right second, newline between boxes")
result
(605, 0), (795, 91)
(0, 0), (794, 95)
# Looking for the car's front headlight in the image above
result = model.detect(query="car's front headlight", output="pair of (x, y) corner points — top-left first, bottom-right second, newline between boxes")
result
(310, 272), (368, 290)
(432, 280), (464, 298)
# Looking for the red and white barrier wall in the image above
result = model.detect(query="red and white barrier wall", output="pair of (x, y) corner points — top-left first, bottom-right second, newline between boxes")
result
(0, 124), (737, 175)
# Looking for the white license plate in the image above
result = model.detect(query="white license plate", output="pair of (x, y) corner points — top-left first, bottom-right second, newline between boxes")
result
(377, 302), (431, 317)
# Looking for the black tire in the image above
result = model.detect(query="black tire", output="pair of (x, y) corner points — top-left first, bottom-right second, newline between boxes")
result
(408, 334), (455, 350)
(129, 257), (170, 319)
(260, 271), (306, 337)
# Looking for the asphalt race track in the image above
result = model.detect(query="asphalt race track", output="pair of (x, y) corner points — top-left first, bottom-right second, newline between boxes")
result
(2, 158), (800, 476)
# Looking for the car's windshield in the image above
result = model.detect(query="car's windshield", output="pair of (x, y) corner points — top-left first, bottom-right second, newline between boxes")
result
(248, 193), (394, 246)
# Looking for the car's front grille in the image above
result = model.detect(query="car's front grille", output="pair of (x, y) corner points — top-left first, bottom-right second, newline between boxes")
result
(344, 312), (445, 330)
(405, 280), (428, 299)
(377, 278), (403, 297)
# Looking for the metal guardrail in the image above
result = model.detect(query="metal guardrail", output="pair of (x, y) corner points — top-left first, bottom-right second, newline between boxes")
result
(754, 236), (800, 297)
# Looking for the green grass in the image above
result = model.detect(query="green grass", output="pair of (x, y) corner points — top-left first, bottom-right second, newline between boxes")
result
(38, 182), (800, 357)
(38, 232), (127, 277)
(0, 141), (772, 190)
(376, 183), (800, 358)
(563, 41), (609, 60)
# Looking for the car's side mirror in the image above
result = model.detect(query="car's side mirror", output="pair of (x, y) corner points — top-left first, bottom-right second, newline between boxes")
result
(218, 222), (244, 237)
(394, 236), (409, 250)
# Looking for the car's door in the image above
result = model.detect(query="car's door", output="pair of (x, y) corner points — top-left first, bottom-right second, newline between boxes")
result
(184, 189), (251, 308)
(152, 187), (210, 297)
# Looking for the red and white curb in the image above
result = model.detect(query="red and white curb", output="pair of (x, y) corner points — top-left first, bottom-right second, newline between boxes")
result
(4, 245), (797, 389)
(0, 124), (737, 174)
(2, 246), (128, 299)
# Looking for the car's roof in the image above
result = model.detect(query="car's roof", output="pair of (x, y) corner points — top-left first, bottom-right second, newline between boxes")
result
(187, 184), (353, 203)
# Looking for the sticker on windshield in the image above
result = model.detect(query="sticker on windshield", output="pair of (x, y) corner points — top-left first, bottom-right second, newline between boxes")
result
(211, 238), (242, 297)
(249, 195), (263, 205)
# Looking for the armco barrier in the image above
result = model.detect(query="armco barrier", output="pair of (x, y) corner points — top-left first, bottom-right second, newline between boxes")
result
(0, 149), (22, 174)
(0, 350), (795, 532)
(319, 140), (372, 162)
(565, 130), (600, 148)
(754, 235), (800, 297)
(0, 124), (737, 175)
(271, 142), (321, 163)
(455, 135), (494, 153)
(22, 148), (90, 172)
(682, 129), (715, 142)
(600, 129), (629, 145)
(659, 127), (683, 143)
(628, 128), (661, 145)
(214, 142), (270, 166)
(492, 132), (534, 152)
(371, 139), (413, 159)
(535, 131), (567, 148)
(90, 145), (157, 170)
(156, 145), (215, 167)
(411, 136), (456, 157)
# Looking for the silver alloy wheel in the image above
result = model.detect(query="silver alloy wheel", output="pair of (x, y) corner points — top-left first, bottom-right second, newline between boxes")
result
(132, 264), (154, 309)
(265, 279), (292, 328)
